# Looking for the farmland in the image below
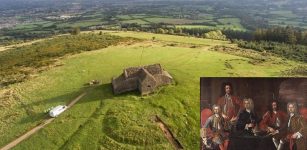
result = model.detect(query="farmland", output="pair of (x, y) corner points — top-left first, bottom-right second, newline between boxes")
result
(2, 0), (307, 44)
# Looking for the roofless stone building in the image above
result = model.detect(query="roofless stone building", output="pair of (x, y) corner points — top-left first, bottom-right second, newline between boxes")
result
(112, 64), (173, 95)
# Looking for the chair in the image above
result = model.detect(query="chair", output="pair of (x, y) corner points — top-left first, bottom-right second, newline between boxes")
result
(201, 108), (213, 127)
(299, 107), (307, 122)
(201, 108), (213, 150)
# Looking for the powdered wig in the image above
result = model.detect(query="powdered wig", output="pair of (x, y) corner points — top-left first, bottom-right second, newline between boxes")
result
(287, 102), (299, 115)
(211, 104), (221, 114)
(243, 98), (254, 111)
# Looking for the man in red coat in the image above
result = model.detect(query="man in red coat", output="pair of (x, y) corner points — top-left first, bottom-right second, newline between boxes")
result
(259, 101), (287, 150)
(216, 82), (241, 123)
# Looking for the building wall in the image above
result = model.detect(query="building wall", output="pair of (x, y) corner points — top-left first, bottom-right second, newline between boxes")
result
(113, 76), (138, 94)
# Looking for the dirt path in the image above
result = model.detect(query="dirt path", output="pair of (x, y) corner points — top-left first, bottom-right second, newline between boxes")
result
(0, 34), (70, 52)
(0, 39), (45, 52)
(0, 92), (87, 150)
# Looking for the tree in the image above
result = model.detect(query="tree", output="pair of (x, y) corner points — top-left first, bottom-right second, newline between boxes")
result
(286, 27), (297, 44)
(203, 30), (227, 40)
(71, 27), (80, 35)
(175, 28), (183, 34)
(168, 29), (174, 34)
(302, 31), (307, 45)
(157, 28), (165, 34)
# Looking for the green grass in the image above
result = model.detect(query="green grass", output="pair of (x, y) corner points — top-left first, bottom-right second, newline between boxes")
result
(266, 10), (307, 29)
(198, 14), (214, 20)
(57, 19), (106, 28)
(101, 31), (230, 46)
(175, 25), (217, 29)
(13, 21), (54, 30)
(269, 20), (307, 29)
(0, 33), (135, 86)
(216, 18), (246, 31)
(121, 19), (149, 24)
(143, 17), (205, 25)
(0, 31), (305, 150)
(269, 10), (297, 18)
(175, 17), (246, 31)
(130, 14), (151, 19)
(13, 24), (38, 30)
(116, 15), (133, 20)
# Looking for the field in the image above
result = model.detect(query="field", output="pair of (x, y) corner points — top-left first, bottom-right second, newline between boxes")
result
(99, 31), (230, 46)
(0, 31), (305, 150)
(250, 9), (307, 29)
(2, 0), (307, 47)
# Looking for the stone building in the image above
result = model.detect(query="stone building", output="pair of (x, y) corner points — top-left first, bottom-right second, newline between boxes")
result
(112, 64), (173, 95)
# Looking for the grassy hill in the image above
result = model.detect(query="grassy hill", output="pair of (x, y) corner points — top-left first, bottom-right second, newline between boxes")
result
(0, 31), (305, 150)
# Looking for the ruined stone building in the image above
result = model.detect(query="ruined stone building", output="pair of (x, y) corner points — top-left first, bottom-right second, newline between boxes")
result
(112, 64), (173, 95)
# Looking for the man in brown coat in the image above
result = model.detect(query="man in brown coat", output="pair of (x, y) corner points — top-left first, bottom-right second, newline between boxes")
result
(283, 102), (306, 150)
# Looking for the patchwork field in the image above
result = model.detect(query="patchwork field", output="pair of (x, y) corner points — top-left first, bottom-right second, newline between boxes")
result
(0, 31), (305, 150)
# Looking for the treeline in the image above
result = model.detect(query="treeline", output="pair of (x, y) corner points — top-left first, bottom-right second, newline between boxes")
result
(254, 26), (307, 45)
(234, 40), (307, 62)
(117, 23), (307, 62)
(119, 23), (255, 40)
(0, 24), (95, 46)
(119, 23), (307, 46)
(0, 33), (137, 87)
(0, 26), (72, 46)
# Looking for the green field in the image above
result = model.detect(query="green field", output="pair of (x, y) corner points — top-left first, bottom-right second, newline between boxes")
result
(263, 10), (307, 29)
(0, 31), (305, 150)
(117, 15), (133, 20)
(121, 19), (149, 25)
(57, 19), (106, 28)
(175, 25), (216, 30)
(174, 17), (246, 31)
(216, 18), (246, 31)
(13, 21), (55, 30)
(100, 31), (230, 46)
(115, 12), (248, 31)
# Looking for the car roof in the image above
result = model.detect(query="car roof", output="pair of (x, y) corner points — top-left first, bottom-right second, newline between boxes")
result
(50, 105), (66, 112)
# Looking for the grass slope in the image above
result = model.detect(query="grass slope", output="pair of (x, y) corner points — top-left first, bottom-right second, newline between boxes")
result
(0, 31), (305, 150)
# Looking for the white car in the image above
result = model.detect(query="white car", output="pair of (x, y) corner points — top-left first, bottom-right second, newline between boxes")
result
(49, 105), (68, 117)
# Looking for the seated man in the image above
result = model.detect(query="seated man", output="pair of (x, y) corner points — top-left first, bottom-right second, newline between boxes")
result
(201, 105), (231, 150)
(236, 98), (259, 135)
(259, 101), (287, 150)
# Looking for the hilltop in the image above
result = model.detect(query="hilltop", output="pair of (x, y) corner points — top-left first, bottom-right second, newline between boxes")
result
(0, 31), (306, 150)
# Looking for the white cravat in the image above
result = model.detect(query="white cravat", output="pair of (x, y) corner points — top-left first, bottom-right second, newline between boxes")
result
(288, 113), (294, 127)
(274, 111), (280, 127)
(215, 114), (221, 130)
(276, 117), (280, 127)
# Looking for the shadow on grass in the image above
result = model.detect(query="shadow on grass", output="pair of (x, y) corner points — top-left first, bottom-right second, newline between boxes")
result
(18, 89), (85, 124)
(18, 82), (150, 125)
